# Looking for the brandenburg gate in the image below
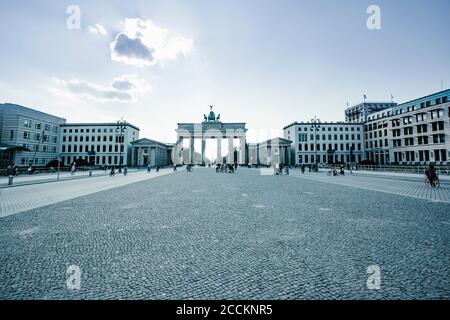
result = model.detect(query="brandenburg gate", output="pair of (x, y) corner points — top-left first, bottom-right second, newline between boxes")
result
(174, 106), (247, 165)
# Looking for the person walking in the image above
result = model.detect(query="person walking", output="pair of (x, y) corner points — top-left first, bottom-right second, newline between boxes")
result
(123, 166), (128, 176)
(147, 164), (151, 173)
(71, 163), (76, 176)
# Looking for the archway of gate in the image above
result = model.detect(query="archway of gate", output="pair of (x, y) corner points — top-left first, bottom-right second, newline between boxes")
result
(174, 106), (248, 165)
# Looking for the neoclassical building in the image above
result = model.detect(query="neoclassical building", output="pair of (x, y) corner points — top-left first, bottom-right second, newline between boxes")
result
(248, 138), (292, 166)
(174, 106), (247, 165)
(131, 138), (173, 167)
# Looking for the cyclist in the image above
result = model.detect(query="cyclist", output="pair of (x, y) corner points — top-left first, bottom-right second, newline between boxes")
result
(425, 164), (438, 187)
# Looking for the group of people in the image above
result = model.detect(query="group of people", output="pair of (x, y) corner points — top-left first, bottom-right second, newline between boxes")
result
(109, 166), (128, 176)
(327, 166), (346, 176)
(216, 163), (237, 173)
(298, 164), (319, 173)
(275, 164), (289, 175)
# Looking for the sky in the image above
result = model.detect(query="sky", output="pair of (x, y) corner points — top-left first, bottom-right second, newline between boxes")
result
(0, 0), (449, 143)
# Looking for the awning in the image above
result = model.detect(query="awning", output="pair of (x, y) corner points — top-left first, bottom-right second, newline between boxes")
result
(0, 143), (30, 152)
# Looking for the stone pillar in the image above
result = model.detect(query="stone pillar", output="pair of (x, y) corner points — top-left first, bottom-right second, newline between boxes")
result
(228, 136), (234, 164)
(189, 136), (195, 164)
(217, 137), (222, 164)
(239, 136), (246, 164)
(201, 137), (206, 164)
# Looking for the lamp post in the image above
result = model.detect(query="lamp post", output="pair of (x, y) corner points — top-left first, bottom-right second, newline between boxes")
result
(116, 118), (126, 173)
(57, 153), (61, 181)
(311, 116), (321, 172)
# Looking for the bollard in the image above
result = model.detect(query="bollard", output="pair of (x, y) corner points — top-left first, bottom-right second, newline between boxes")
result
(8, 176), (13, 186)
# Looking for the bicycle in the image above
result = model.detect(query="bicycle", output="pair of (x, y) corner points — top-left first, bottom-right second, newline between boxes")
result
(327, 169), (338, 176)
(425, 176), (440, 189)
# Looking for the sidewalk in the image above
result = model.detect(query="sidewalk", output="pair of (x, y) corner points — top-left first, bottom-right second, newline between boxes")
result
(0, 169), (175, 218)
(0, 168), (155, 188)
(328, 168), (450, 182)
(291, 169), (450, 203)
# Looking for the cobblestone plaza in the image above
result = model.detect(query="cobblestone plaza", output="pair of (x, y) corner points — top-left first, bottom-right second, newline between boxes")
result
(0, 168), (449, 299)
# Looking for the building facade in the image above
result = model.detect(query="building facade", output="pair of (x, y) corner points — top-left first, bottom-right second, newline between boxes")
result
(345, 102), (397, 123)
(131, 138), (173, 167)
(0, 103), (66, 168)
(386, 90), (449, 165)
(285, 89), (450, 166)
(284, 122), (364, 166)
(363, 108), (392, 164)
(59, 123), (140, 167)
(247, 138), (292, 166)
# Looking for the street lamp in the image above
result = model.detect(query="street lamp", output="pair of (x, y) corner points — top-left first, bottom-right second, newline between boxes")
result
(116, 118), (126, 173)
(311, 116), (321, 172)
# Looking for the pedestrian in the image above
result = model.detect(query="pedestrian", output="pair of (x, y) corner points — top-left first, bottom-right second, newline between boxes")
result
(156, 165), (159, 172)
(71, 163), (76, 175)
(147, 164), (151, 173)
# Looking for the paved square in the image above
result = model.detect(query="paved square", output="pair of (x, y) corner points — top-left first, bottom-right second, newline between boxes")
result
(0, 168), (449, 299)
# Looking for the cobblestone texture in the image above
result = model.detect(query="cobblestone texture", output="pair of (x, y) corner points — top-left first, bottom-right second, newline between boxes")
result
(0, 168), (449, 300)
(0, 169), (173, 218)
(291, 170), (450, 203)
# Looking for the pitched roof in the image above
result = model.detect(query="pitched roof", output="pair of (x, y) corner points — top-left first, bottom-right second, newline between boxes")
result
(131, 138), (172, 148)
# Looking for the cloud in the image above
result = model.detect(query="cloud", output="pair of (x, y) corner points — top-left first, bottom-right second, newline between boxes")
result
(50, 75), (152, 103)
(112, 34), (154, 63)
(87, 23), (108, 36)
(110, 18), (193, 67)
